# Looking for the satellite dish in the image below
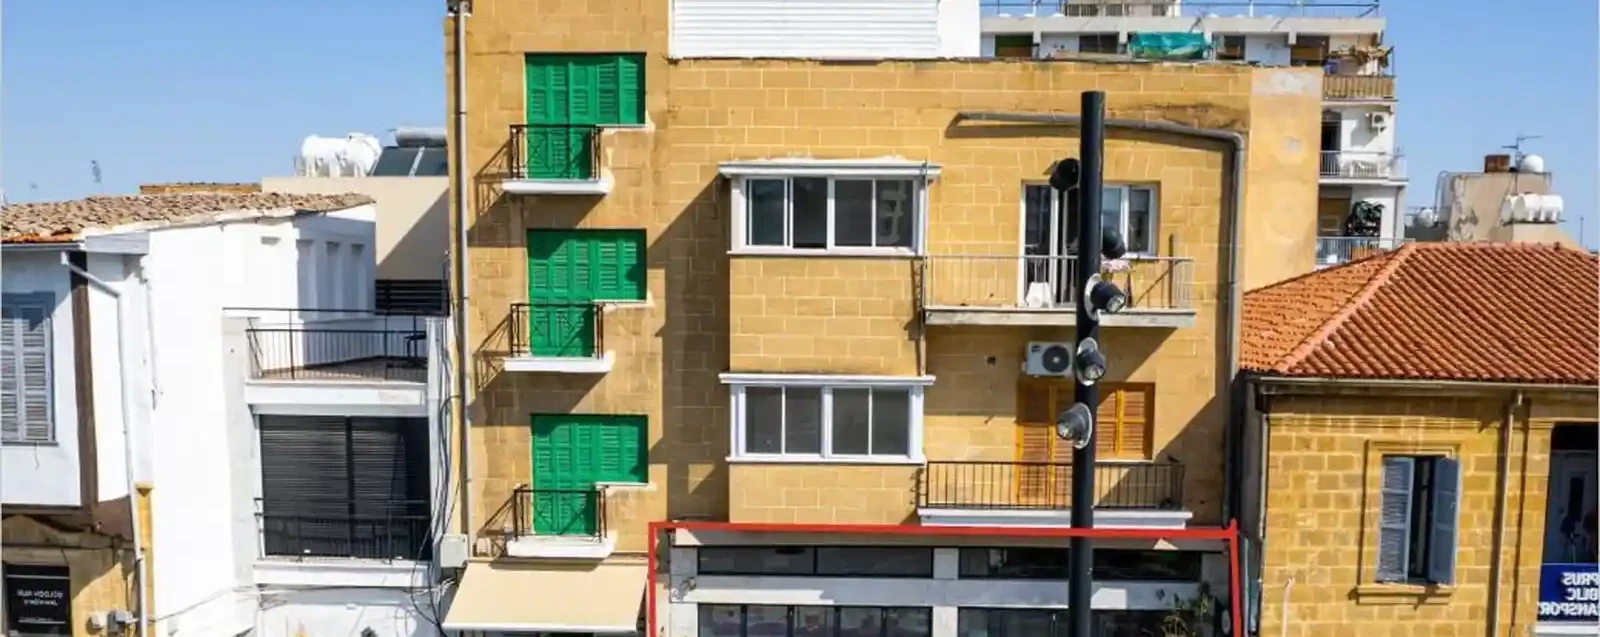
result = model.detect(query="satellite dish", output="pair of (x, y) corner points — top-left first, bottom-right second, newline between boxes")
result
(1412, 207), (1439, 229)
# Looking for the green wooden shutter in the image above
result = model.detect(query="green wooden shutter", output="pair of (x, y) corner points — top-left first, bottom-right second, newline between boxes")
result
(591, 229), (646, 301)
(595, 415), (647, 483)
(566, 59), (600, 125)
(525, 55), (568, 125)
(1426, 457), (1461, 585)
(530, 414), (648, 535)
(595, 55), (644, 125)
(1375, 456), (1414, 583)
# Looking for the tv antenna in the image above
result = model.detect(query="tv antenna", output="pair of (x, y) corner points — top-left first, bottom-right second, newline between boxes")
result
(1501, 134), (1541, 162)
(91, 160), (103, 188)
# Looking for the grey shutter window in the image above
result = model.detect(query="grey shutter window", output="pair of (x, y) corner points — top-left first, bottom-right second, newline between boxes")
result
(1426, 457), (1462, 585)
(1375, 456), (1414, 583)
(1, 293), (54, 444)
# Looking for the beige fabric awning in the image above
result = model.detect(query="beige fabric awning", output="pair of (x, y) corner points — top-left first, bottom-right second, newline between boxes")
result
(443, 559), (647, 634)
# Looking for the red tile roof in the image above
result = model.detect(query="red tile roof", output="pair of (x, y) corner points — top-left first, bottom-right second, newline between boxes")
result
(1241, 242), (1600, 385)
(1, 192), (373, 244)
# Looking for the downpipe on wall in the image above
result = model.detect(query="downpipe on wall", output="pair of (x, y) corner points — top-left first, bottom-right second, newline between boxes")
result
(1486, 390), (1523, 637)
(449, 0), (473, 538)
(60, 252), (148, 637)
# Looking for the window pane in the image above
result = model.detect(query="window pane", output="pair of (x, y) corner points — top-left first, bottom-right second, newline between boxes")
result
(795, 606), (835, 637)
(747, 605), (789, 637)
(958, 547), (1071, 579)
(875, 179), (916, 249)
(748, 179), (787, 246)
(698, 547), (815, 575)
(1094, 549), (1202, 581)
(838, 608), (883, 637)
(792, 177), (829, 248)
(700, 605), (743, 637)
(816, 547), (934, 577)
(870, 388), (912, 455)
(835, 180), (875, 247)
(831, 388), (871, 455)
(1127, 188), (1153, 253)
(1022, 185), (1054, 255)
(1100, 186), (1124, 246)
(745, 387), (783, 454)
(886, 608), (932, 637)
(785, 387), (823, 454)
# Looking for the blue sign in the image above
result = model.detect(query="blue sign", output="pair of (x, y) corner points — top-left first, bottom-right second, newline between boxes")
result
(1540, 563), (1600, 623)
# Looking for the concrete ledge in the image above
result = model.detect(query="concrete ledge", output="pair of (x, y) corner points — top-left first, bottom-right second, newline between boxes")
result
(917, 507), (1193, 530)
(924, 307), (1195, 329)
(981, 15), (1385, 36)
(505, 534), (616, 560)
(253, 558), (429, 588)
(501, 176), (613, 196)
(245, 381), (426, 417)
(503, 351), (615, 374)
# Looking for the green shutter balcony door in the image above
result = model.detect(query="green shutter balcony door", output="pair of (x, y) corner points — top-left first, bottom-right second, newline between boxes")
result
(530, 414), (647, 535)
(524, 53), (643, 180)
(525, 229), (646, 357)
(527, 124), (593, 180)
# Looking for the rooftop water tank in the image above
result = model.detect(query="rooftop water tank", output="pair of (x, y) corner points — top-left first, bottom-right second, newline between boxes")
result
(1500, 193), (1564, 224)
(1516, 154), (1547, 174)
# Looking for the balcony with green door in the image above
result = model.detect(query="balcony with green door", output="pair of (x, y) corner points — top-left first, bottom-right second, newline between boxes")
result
(503, 123), (613, 196)
(503, 301), (614, 374)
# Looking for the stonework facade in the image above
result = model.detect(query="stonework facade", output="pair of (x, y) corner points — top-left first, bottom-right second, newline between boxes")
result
(1252, 386), (1597, 636)
(451, 0), (1323, 557)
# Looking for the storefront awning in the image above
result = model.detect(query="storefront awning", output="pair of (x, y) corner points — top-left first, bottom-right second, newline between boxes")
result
(443, 559), (646, 634)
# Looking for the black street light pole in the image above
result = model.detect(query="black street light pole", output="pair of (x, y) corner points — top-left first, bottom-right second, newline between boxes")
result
(1068, 89), (1106, 637)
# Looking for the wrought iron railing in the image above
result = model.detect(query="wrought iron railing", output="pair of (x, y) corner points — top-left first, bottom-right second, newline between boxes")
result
(238, 308), (430, 382)
(511, 485), (608, 540)
(1319, 150), (1405, 180)
(508, 123), (602, 181)
(918, 460), (1185, 510)
(256, 497), (432, 561)
(1315, 236), (1409, 267)
(919, 255), (1193, 312)
(980, 0), (1380, 18)
(509, 302), (605, 358)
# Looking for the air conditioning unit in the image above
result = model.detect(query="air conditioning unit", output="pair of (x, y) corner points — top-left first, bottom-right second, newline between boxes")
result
(1366, 111), (1392, 130)
(1024, 341), (1074, 377)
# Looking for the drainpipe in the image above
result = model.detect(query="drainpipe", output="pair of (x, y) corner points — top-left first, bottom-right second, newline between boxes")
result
(448, 0), (474, 537)
(1486, 390), (1523, 637)
(60, 252), (148, 637)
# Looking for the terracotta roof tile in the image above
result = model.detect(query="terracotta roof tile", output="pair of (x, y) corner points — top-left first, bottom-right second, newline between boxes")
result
(1241, 242), (1600, 385)
(1, 192), (374, 243)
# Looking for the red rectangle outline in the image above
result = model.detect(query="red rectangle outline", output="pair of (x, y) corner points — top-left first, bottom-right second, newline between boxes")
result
(646, 520), (1242, 637)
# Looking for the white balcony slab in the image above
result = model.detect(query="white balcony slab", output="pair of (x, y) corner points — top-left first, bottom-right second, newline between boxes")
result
(502, 351), (615, 374)
(501, 176), (613, 196)
(245, 380), (427, 417)
(923, 307), (1196, 329)
(505, 534), (616, 560)
(917, 507), (1193, 529)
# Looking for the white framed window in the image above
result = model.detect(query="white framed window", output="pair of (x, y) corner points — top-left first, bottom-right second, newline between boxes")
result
(722, 160), (939, 256)
(721, 373), (933, 463)
(1021, 183), (1158, 256)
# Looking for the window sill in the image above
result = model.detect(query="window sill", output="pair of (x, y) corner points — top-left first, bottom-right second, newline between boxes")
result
(596, 481), (654, 491)
(728, 247), (919, 259)
(726, 455), (926, 466)
(1354, 582), (1455, 605)
(600, 298), (653, 311)
(1, 440), (61, 447)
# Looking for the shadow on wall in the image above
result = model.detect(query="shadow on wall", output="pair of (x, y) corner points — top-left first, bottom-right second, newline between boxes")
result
(379, 188), (450, 281)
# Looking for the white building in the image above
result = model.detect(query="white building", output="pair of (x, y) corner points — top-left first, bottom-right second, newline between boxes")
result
(0, 192), (449, 637)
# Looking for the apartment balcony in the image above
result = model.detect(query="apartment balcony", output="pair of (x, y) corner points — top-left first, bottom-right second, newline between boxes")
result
(503, 302), (614, 374)
(1316, 236), (1409, 268)
(255, 497), (432, 561)
(980, 0), (1385, 36)
(503, 485), (616, 560)
(916, 460), (1191, 528)
(1319, 150), (1406, 183)
(502, 123), (612, 196)
(236, 309), (441, 414)
(918, 254), (1196, 329)
(1323, 73), (1395, 101)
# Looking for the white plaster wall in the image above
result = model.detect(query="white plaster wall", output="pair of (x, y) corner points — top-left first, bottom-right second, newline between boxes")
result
(261, 177), (448, 281)
(1349, 184), (1405, 240)
(1334, 104), (1396, 155)
(255, 589), (438, 637)
(148, 205), (380, 637)
(0, 250), (80, 507)
(1241, 34), (1290, 65)
(85, 252), (154, 500)
(937, 0), (981, 57)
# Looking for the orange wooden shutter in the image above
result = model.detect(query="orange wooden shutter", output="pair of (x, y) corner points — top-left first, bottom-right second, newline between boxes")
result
(1016, 382), (1059, 502)
(1094, 384), (1152, 459)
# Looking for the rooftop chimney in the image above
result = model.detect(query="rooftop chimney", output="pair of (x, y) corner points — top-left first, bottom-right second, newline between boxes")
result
(1483, 154), (1511, 173)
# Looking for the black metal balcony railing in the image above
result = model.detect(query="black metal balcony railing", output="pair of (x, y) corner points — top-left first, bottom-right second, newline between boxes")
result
(512, 485), (608, 539)
(256, 498), (433, 561)
(508, 123), (602, 181)
(239, 308), (429, 382)
(918, 461), (1185, 511)
(918, 255), (1194, 312)
(980, 0), (1381, 19)
(509, 302), (605, 359)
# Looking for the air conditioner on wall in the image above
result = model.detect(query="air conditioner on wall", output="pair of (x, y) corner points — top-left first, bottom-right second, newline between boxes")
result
(1024, 342), (1074, 377)
(1367, 111), (1392, 130)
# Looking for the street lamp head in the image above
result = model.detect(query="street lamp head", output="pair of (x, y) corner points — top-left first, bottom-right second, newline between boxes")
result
(1075, 338), (1107, 384)
(1102, 227), (1128, 260)
(1056, 402), (1095, 449)
(1083, 274), (1128, 319)
(1050, 159), (1081, 192)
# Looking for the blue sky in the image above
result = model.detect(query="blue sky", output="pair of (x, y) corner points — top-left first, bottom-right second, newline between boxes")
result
(3, 0), (1595, 247)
